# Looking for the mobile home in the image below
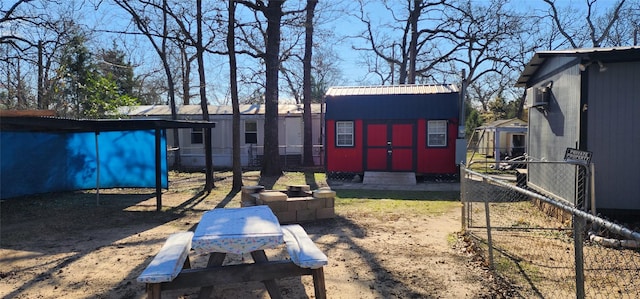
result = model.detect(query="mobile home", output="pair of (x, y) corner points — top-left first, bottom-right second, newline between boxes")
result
(123, 104), (323, 169)
(516, 46), (640, 215)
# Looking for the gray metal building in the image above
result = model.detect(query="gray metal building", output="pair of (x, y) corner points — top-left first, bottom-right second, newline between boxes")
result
(516, 47), (640, 215)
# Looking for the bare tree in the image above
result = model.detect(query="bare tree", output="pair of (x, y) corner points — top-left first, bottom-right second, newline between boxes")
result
(113, 0), (183, 169)
(177, 41), (197, 105)
(228, 0), (243, 190)
(302, 0), (318, 166)
(441, 0), (526, 111)
(236, 0), (306, 177)
(260, 0), (285, 176)
(1, 0), (70, 110)
(195, 0), (216, 190)
(543, 0), (630, 48)
(352, 0), (450, 84)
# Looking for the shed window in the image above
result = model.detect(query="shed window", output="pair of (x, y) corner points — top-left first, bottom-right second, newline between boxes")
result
(336, 121), (354, 147)
(191, 128), (204, 144)
(245, 120), (258, 144)
(427, 120), (447, 147)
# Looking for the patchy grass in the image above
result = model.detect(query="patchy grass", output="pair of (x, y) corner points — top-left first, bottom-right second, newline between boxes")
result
(235, 170), (462, 216)
(337, 198), (459, 214)
(334, 189), (459, 201)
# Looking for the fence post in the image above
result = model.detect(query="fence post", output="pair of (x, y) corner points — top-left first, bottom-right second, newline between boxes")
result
(573, 214), (586, 299)
(573, 163), (590, 299)
(483, 177), (495, 269)
(460, 165), (466, 231)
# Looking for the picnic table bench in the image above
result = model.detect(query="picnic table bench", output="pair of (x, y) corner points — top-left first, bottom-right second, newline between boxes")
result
(137, 206), (328, 299)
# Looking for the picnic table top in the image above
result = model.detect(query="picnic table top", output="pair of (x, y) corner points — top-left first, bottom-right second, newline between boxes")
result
(191, 206), (284, 255)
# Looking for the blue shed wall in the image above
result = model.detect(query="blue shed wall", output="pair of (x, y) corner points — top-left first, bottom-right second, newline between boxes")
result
(1, 130), (167, 199)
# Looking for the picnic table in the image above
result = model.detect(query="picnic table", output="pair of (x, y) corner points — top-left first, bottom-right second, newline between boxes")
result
(137, 205), (328, 299)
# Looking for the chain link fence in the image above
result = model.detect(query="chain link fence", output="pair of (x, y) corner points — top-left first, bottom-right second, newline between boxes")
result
(461, 161), (640, 298)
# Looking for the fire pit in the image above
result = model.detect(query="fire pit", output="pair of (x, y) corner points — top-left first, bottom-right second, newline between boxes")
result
(241, 185), (335, 223)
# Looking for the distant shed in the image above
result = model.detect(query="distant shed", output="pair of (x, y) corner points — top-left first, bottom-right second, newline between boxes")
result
(324, 85), (462, 177)
(516, 46), (640, 216)
(474, 118), (527, 159)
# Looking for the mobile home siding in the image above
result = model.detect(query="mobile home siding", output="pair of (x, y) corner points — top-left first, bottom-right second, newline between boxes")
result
(527, 61), (581, 204)
(586, 61), (640, 210)
(125, 104), (323, 168)
(518, 47), (640, 213)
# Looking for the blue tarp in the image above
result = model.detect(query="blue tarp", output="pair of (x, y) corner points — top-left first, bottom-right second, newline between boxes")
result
(1, 130), (167, 199)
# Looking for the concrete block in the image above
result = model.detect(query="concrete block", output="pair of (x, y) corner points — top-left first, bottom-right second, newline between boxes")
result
(313, 189), (336, 199)
(287, 198), (309, 211)
(241, 185), (264, 202)
(242, 185), (265, 194)
(274, 211), (297, 224)
(265, 201), (289, 212)
(307, 198), (326, 210)
(259, 191), (288, 202)
(296, 209), (317, 222)
(316, 207), (336, 219)
(324, 197), (335, 208)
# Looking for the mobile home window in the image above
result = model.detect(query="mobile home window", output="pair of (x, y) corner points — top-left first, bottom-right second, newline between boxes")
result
(245, 120), (258, 144)
(336, 121), (354, 147)
(427, 120), (447, 147)
(191, 128), (204, 144)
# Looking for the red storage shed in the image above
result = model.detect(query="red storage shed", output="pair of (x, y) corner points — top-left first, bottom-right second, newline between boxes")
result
(324, 85), (461, 178)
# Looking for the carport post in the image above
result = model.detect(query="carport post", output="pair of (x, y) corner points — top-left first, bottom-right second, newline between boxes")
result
(155, 129), (162, 211)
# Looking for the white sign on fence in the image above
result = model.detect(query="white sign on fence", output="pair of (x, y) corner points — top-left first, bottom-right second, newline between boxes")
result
(564, 148), (592, 165)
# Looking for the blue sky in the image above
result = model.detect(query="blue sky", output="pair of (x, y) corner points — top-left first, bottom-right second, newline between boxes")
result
(47, 0), (629, 104)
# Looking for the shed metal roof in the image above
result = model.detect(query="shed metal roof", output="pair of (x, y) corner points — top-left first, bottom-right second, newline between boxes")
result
(122, 104), (323, 117)
(325, 84), (459, 97)
(516, 46), (640, 87)
(477, 118), (527, 129)
(0, 116), (215, 133)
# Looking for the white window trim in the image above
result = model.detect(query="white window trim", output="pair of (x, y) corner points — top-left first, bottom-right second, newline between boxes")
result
(244, 120), (258, 144)
(336, 121), (354, 147)
(191, 127), (204, 144)
(427, 120), (447, 147)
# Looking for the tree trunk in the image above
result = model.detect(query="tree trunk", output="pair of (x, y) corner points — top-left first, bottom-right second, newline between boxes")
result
(302, 0), (317, 167)
(196, 0), (215, 191)
(407, 0), (420, 84)
(261, 0), (284, 177)
(516, 88), (526, 120)
(228, 0), (243, 190)
(37, 40), (43, 109)
(162, 0), (181, 170)
(181, 44), (191, 105)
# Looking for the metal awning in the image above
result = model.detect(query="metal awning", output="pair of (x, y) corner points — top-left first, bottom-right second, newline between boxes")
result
(516, 46), (640, 87)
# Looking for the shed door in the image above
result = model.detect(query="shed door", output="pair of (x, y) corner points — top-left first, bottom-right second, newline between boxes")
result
(365, 121), (415, 172)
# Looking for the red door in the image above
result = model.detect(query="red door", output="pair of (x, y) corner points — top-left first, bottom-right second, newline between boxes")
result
(365, 122), (415, 171)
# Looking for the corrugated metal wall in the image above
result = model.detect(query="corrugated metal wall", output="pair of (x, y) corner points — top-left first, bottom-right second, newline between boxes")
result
(587, 61), (640, 210)
(1, 130), (167, 199)
(527, 58), (581, 204)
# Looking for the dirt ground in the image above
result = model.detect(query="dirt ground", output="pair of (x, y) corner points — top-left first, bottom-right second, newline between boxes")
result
(0, 172), (512, 299)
